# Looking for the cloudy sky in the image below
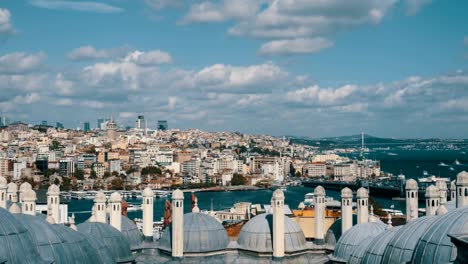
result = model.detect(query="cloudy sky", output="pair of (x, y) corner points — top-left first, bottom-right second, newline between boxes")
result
(1, 0), (467, 138)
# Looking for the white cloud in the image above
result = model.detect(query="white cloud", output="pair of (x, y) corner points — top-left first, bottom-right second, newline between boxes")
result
(0, 8), (15, 34)
(168, 96), (177, 110)
(80, 100), (107, 109)
(68, 45), (112, 60)
(54, 73), (74, 95)
(404, 0), (432, 15)
(182, 0), (266, 23)
(124, 50), (172, 65)
(287, 84), (357, 105)
(13, 93), (41, 104)
(54, 98), (73, 106)
(0, 52), (45, 74)
(259, 37), (334, 55)
(29, 0), (123, 13)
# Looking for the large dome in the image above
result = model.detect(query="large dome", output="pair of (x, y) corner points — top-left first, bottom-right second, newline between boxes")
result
(348, 239), (373, 264)
(331, 222), (386, 262)
(381, 216), (437, 264)
(411, 206), (468, 264)
(78, 221), (134, 263)
(0, 207), (48, 264)
(80, 233), (115, 264)
(361, 226), (402, 264)
(159, 212), (229, 253)
(324, 214), (358, 246)
(237, 213), (307, 253)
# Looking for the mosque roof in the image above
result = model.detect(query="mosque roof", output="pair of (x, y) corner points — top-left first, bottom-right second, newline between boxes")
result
(237, 213), (307, 253)
(361, 226), (402, 264)
(324, 214), (358, 246)
(0, 207), (49, 264)
(78, 221), (134, 263)
(80, 233), (115, 264)
(159, 212), (229, 253)
(381, 216), (437, 264)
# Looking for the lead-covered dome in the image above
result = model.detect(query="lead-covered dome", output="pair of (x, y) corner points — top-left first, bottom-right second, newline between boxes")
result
(331, 222), (386, 262)
(411, 206), (468, 264)
(78, 222), (134, 263)
(325, 215), (358, 246)
(160, 212), (229, 253)
(237, 213), (307, 253)
(47, 184), (60, 195)
(425, 185), (439, 198)
(314, 185), (326, 196)
(361, 226), (402, 264)
(406, 179), (418, 190)
(357, 187), (369, 198)
(0, 207), (48, 263)
(121, 216), (144, 251)
(382, 216), (437, 264)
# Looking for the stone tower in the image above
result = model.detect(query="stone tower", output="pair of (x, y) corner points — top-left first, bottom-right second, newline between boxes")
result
(142, 187), (154, 239)
(22, 189), (36, 216)
(94, 191), (107, 223)
(425, 185), (439, 216)
(456, 171), (468, 208)
(109, 192), (122, 231)
(0, 176), (6, 209)
(436, 180), (448, 204)
(341, 187), (353, 233)
(356, 187), (369, 224)
(172, 189), (184, 258)
(406, 179), (418, 221)
(314, 185), (326, 244)
(272, 189), (285, 258)
(47, 184), (60, 223)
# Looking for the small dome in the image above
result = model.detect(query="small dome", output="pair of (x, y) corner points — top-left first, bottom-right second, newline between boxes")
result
(121, 216), (144, 251)
(341, 187), (353, 198)
(331, 222), (386, 262)
(237, 213), (306, 253)
(19, 182), (32, 192)
(23, 189), (37, 202)
(325, 215), (358, 246)
(0, 207), (48, 263)
(109, 192), (121, 202)
(47, 184), (60, 195)
(94, 191), (106, 203)
(160, 213), (229, 253)
(361, 226), (402, 264)
(357, 187), (369, 198)
(272, 189), (285, 200)
(411, 206), (468, 264)
(436, 180), (448, 191)
(7, 182), (17, 193)
(172, 189), (184, 199)
(78, 222), (134, 263)
(406, 179), (418, 190)
(314, 185), (326, 196)
(0, 176), (7, 188)
(142, 187), (153, 197)
(456, 171), (468, 185)
(425, 185), (439, 198)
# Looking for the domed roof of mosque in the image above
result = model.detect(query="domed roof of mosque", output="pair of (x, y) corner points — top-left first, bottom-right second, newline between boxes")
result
(357, 187), (369, 198)
(314, 185), (326, 196)
(94, 191), (106, 202)
(325, 214), (383, 246)
(237, 213), (307, 253)
(78, 221), (134, 263)
(15, 213), (107, 264)
(406, 179), (418, 190)
(457, 171), (468, 185)
(142, 187), (153, 197)
(80, 233), (115, 264)
(85, 214), (144, 251)
(47, 184), (60, 195)
(341, 187), (353, 198)
(425, 185), (439, 198)
(381, 216), (437, 264)
(348, 238), (373, 264)
(0, 176), (7, 188)
(19, 182), (32, 192)
(7, 182), (17, 192)
(160, 213), (229, 253)
(361, 226), (402, 264)
(411, 206), (468, 264)
(331, 222), (386, 262)
(0, 207), (48, 264)
(48, 222), (107, 264)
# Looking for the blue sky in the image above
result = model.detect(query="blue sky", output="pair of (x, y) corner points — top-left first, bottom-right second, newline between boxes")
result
(0, 0), (467, 138)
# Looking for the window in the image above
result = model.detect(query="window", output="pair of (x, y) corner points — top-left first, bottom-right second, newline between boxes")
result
(432, 200), (434, 207)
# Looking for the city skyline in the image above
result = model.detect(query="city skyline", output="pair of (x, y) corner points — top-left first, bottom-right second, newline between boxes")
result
(1, 1), (468, 138)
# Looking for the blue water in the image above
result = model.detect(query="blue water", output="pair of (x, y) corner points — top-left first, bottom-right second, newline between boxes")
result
(70, 149), (468, 224)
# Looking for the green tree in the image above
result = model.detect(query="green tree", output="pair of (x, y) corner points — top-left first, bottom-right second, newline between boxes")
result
(111, 178), (124, 190)
(141, 166), (162, 175)
(295, 171), (302, 177)
(85, 145), (97, 154)
(126, 167), (137, 174)
(231, 173), (247, 186)
(50, 140), (60, 150)
(53, 178), (60, 185)
(73, 169), (85, 180)
(104, 171), (111, 178)
(289, 163), (296, 176)
(90, 170), (97, 179)
(111, 171), (119, 177)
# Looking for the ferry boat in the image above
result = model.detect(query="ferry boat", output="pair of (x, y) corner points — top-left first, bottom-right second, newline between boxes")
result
(438, 162), (448, 167)
(127, 203), (142, 212)
(70, 191), (86, 200)
(304, 193), (314, 205)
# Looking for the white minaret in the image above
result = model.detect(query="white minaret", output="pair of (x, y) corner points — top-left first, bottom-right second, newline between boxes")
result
(314, 186), (326, 244)
(19, 182), (32, 203)
(47, 184), (60, 223)
(425, 185), (439, 216)
(272, 189), (285, 258)
(6, 182), (17, 201)
(456, 171), (468, 208)
(0, 176), (7, 209)
(436, 191), (448, 216)
(109, 192), (122, 231)
(142, 187), (154, 239)
(405, 179), (418, 221)
(172, 189), (184, 258)
(450, 180), (456, 201)
(436, 180), (448, 204)
(341, 187), (353, 233)
(356, 187), (369, 224)
(94, 191), (107, 223)
(22, 189), (36, 216)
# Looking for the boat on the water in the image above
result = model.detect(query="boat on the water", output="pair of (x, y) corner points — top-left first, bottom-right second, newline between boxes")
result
(438, 162), (448, 167)
(455, 159), (462, 165)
